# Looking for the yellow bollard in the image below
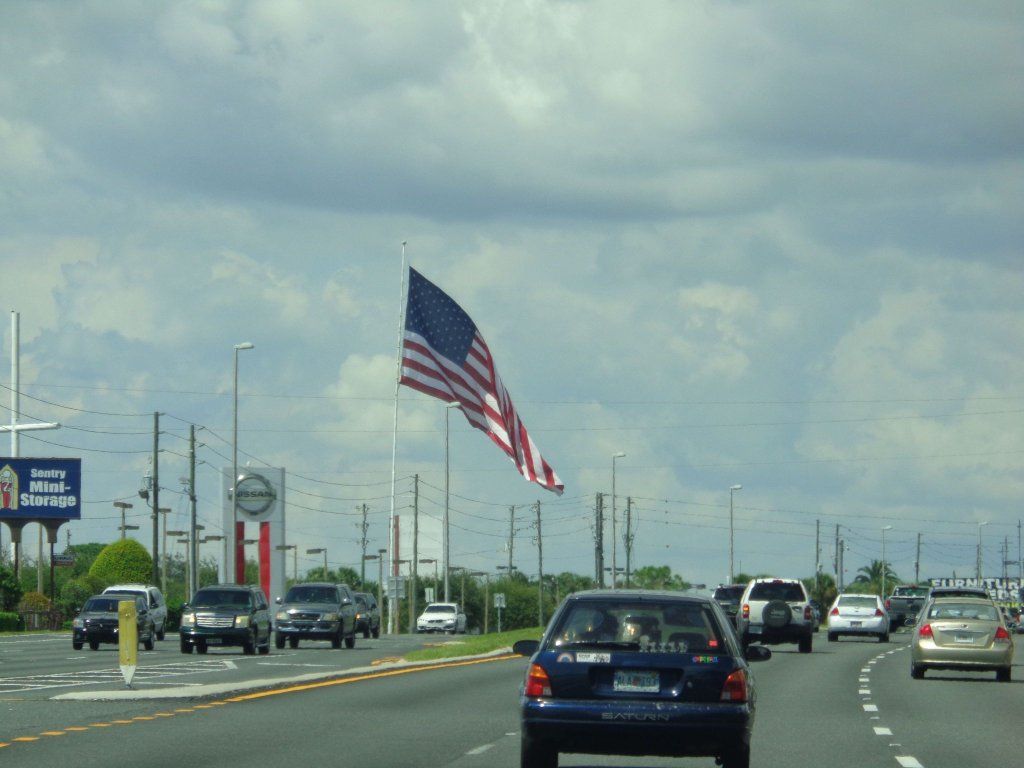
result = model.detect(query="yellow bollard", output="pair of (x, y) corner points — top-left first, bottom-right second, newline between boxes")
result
(118, 599), (138, 688)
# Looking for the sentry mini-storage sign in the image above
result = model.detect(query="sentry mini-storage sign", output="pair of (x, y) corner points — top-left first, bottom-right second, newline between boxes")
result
(0, 458), (81, 520)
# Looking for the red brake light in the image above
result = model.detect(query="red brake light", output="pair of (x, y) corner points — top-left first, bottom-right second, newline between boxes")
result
(741, 604), (749, 619)
(721, 669), (748, 702)
(874, 609), (884, 617)
(995, 626), (1010, 642)
(524, 663), (552, 698)
(919, 623), (933, 638)
(830, 607), (839, 616)
(804, 606), (813, 621)
(885, 599), (891, 610)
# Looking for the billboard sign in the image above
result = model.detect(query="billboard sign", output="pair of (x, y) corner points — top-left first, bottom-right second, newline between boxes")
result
(930, 577), (1022, 604)
(0, 457), (81, 520)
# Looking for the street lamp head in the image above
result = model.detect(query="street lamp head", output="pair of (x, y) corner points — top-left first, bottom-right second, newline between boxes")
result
(730, 484), (742, 491)
(306, 548), (326, 554)
(613, 451), (626, 459)
(234, 342), (254, 351)
(978, 521), (989, 527)
(882, 525), (893, 532)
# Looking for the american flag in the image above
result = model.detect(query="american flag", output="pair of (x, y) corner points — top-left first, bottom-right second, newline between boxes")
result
(399, 267), (564, 495)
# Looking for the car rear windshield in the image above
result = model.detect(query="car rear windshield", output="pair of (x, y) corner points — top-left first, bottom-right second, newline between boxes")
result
(749, 582), (805, 602)
(83, 597), (123, 613)
(838, 596), (877, 608)
(550, 600), (726, 653)
(191, 590), (251, 609)
(928, 602), (999, 621)
(284, 586), (339, 604)
(713, 586), (744, 602)
(893, 587), (929, 597)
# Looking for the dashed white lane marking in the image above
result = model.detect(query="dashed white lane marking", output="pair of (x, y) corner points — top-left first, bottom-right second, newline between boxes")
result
(861, 667), (871, 673)
(860, 689), (871, 695)
(466, 744), (494, 756)
(505, 733), (517, 737)
(863, 704), (878, 712)
(896, 757), (924, 767)
(859, 677), (869, 683)
(874, 727), (893, 735)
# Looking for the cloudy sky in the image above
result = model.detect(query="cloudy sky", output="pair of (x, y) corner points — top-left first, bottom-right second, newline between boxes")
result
(1, 1), (1021, 591)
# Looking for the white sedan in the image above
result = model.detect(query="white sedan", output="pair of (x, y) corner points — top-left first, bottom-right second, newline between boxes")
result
(827, 593), (890, 642)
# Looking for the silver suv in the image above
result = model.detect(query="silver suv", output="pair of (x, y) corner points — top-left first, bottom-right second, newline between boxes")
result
(735, 578), (815, 654)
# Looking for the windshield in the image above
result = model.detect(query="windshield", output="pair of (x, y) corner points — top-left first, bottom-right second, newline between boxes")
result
(284, 586), (339, 604)
(425, 605), (455, 614)
(894, 587), (929, 597)
(550, 600), (725, 653)
(191, 590), (251, 609)
(838, 595), (878, 609)
(928, 602), (999, 621)
(83, 597), (123, 613)
(713, 586), (744, 602)
(749, 582), (806, 602)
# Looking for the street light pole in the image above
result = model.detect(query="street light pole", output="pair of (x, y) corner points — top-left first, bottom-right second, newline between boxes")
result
(231, 341), (254, 584)
(276, 544), (297, 582)
(729, 485), (742, 584)
(444, 402), (458, 603)
(611, 452), (625, 588)
(881, 525), (893, 599)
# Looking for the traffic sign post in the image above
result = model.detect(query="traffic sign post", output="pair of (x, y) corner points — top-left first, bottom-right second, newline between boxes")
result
(494, 592), (506, 633)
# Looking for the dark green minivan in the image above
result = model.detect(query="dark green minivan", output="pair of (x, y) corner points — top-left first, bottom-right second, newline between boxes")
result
(179, 584), (272, 655)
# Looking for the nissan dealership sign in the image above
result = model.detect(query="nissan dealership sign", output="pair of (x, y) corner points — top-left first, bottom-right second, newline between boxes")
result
(233, 472), (277, 521)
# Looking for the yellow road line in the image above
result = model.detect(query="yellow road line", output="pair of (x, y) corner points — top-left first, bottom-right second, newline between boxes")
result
(65, 727), (89, 732)
(13, 737), (38, 742)
(227, 654), (517, 703)
(41, 731), (65, 736)
(132, 716), (155, 721)
(90, 723), (111, 727)
(153, 713), (175, 718)
(174, 708), (194, 713)
(110, 720), (133, 725)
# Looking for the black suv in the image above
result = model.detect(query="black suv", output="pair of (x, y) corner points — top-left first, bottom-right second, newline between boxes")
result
(179, 584), (272, 655)
(73, 594), (156, 651)
(274, 582), (358, 649)
(354, 592), (381, 639)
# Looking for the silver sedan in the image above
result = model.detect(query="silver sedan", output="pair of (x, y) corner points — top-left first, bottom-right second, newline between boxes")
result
(826, 593), (889, 642)
(911, 598), (1014, 681)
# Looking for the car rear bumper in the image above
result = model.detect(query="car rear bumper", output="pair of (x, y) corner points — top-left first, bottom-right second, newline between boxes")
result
(828, 616), (887, 634)
(521, 698), (753, 757)
(740, 622), (811, 644)
(912, 641), (1013, 669)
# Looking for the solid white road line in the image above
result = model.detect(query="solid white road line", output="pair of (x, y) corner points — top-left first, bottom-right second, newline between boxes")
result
(863, 704), (878, 712)
(874, 727), (893, 735)
(466, 744), (494, 756)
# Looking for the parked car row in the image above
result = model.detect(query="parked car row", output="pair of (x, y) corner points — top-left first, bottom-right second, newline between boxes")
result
(70, 581), (383, 654)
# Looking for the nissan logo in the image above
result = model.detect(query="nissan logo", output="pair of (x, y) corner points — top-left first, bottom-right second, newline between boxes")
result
(233, 473), (277, 518)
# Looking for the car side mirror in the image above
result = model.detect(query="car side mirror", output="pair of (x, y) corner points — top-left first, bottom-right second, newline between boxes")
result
(275, 596), (282, 604)
(342, 597), (352, 605)
(745, 645), (772, 662)
(512, 639), (540, 657)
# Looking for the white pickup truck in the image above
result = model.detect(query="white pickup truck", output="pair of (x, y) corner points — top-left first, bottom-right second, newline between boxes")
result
(415, 602), (467, 634)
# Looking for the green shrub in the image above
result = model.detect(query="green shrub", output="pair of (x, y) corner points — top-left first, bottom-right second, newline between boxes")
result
(88, 539), (153, 586)
(17, 591), (51, 612)
(0, 611), (22, 631)
(59, 574), (106, 616)
(0, 565), (22, 611)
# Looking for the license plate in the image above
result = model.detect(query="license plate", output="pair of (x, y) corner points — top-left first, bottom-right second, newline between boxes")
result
(851, 621), (862, 627)
(613, 670), (659, 693)
(206, 638), (222, 645)
(748, 626), (762, 635)
(954, 635), (974, 644)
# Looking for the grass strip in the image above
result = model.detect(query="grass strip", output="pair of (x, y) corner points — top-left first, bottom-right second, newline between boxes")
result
(403, 627), (543, 662)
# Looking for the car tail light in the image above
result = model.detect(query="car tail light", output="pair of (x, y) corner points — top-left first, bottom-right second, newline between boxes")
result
(830, 607), (839, 616)
(741, 604), (749, 619)
(995, 626), (1011, 643)
(919, 624), (933, 639)
(721, 669), (748, 702)
(885, 599), (891, 610)
(804, 605), (813, 621)
(524, 664), (552, 698)
(874, 609), (884, 617)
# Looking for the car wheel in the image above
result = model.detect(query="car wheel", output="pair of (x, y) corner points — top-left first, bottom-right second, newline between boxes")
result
(196, 641), (208, 655)
(827, 631), (837, 642)
(910, 663), (925, 679)
(721, 744), (750, 768)
(243, 630), (256, 655)
(372, 625), (380, 639)
(521, 735), (557, 768)
(144, 631), (155, 652)
(996, 667), (1011, 682)
(363, 626), (370, 639)
(258, 635), (270, 655)
(332, 630), (342, 649)
(72, 641), (83, 650)
(798, 634), (812, 653)
(275, 633), (285, 649)
(180, 638), (192, 654)
(345, 631), (356, 649)
(89, 641), (99, 651)
(289, 637), (299, 649)
(762, 600), (792, 629)
(879, 632), (889, 643)
(156, 624), (165, 641)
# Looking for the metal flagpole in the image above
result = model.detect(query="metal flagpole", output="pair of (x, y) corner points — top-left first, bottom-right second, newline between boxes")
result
(387, 242), (409, 635)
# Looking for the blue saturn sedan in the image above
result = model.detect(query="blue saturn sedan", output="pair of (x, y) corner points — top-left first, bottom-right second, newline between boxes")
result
(513, 590), (770, 768)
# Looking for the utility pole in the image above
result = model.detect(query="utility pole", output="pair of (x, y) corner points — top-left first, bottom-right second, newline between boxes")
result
(1003, 536), (1010, 580)
(151, 411), (160, 585)
(411, 474), (418, 634)
(188, 425), (198, 597)
(624, 497), (633, 588)
(834, 524), (841, 588)
(508, 506), (516, 574)
(595, 493), (604, 587)
(815, 519), (821, 599)
(535, 500), (543, 627)
(1019, 520), (1022, 582)
(358, 503), (369, 587)
(914, 533), (922, 584)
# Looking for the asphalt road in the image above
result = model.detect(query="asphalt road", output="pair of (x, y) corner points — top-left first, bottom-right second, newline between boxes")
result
(0, 629), (1020, 768)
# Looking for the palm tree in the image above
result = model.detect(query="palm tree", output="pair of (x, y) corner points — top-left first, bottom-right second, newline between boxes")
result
(851, 560), (900, 596)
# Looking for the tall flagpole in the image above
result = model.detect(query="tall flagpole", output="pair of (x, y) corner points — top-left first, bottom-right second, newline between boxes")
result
(387, 242), (409, 635)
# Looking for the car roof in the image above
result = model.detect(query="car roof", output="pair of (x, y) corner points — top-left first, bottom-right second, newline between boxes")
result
(929, 596), (995, 604)
(196, 584), (257, 592)
(566, 589), (714, 605)
(289, 582), (339, 588)
(104, 584), (152, 590)
(749, 577), (802, 584)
